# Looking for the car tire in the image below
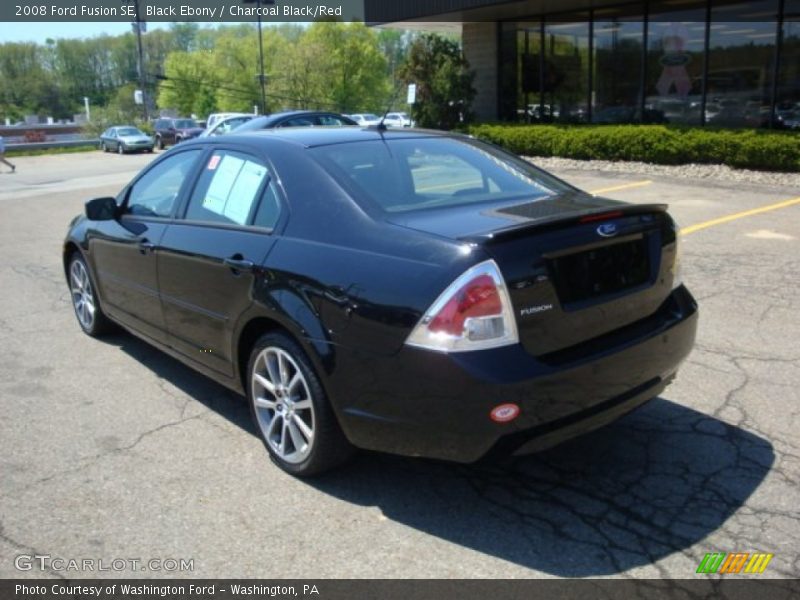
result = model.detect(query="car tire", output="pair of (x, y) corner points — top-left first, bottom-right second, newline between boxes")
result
(117, 144), (125, 155)
(247, 332), (354, 477)
(156, 136), (164, 150)
(68, 253), (114, 337)
(100, 142), (106, 152)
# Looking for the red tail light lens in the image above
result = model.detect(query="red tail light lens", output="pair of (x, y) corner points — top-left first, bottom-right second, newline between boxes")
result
(406, 260), (519, 353)
(428, 274), (502, 336)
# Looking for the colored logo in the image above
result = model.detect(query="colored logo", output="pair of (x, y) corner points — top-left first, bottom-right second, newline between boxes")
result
(490, 404), (520, 423)
(696, 552), (773, 574)
(596, 223), (618, 237)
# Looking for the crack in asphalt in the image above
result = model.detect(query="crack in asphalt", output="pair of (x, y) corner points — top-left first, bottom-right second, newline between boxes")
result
(0, 522), (68, 580)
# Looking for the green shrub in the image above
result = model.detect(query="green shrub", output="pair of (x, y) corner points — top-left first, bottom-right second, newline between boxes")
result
(467, 124), (800, 172)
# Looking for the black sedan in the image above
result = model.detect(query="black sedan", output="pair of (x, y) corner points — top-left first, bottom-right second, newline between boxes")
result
(233, 110), (357, 132)
(99, 126), (154, 154)
(63, 128), (697, 476)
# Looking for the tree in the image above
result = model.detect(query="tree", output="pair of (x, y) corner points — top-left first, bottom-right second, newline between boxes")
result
(299, 22), (390, 113)
(398, 34), (476, 130)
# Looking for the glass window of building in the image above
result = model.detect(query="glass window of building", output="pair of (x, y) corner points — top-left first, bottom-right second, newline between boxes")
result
(778, 0), (800, 128)
(707, 0), (779, 128)
(591, 4), (646, 124)
(499, 22), (546, 123)
(647, 1), (707, 125)
(543, 17), (591, 123)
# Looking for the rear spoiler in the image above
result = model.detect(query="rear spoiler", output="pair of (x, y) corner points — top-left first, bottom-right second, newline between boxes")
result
(459, 203), (669, 244)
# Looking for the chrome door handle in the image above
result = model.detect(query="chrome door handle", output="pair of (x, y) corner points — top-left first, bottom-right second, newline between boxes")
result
(224, 257), (255, 273)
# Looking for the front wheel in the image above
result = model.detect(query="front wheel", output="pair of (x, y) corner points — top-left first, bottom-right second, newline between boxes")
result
(68, 253), (114, 337)
(247, 332), (353, 476)
(117, 143), (125, 155)
(156, 136), (164, 150)
(100, 142), (106, 152)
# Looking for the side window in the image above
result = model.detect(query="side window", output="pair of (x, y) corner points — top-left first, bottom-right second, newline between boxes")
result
(184, 150), (270, 227)
(318, 115), (347, 126)
(280, 117), (315, 127)
(253, 180), (282, 230)
(127, 150), (201, 218)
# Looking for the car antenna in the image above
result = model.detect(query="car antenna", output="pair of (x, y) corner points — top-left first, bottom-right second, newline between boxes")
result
(376, 82), (405, 132)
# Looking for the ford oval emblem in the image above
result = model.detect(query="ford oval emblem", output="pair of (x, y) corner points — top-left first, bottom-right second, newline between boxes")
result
(597, 223), (618, 237)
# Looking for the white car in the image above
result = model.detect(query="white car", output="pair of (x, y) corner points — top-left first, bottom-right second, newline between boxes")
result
(200, 114), (256, 138)
(382, 112), (413, 127)
(347, 113), (381, 126)
(205, 112), (253, 130)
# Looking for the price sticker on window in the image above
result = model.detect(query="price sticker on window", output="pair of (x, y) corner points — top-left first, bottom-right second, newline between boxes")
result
(207, 155), (221, 171)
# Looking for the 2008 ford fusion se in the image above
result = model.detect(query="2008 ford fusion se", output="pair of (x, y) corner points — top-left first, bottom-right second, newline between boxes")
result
(63, 127), (697, 476)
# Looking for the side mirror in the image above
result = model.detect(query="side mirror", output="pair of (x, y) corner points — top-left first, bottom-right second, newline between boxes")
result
(85, 197), (118, 221)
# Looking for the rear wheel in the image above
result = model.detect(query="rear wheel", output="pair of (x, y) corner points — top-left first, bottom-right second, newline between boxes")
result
(247, 332), (353, 476)
(68, 253), (113, 337)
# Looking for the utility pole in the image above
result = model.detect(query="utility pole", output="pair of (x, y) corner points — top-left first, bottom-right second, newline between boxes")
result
(128, 0), (148, 121)
(243, 0), (270, 115)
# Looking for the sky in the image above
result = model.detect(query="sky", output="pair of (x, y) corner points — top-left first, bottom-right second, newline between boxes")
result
(0, 22), (182, 44)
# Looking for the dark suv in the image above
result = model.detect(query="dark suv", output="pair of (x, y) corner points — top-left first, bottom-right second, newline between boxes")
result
(153, 118), (204, 149)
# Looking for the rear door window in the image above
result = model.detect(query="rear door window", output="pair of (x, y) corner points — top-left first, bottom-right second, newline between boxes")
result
(184, 150), (273, 227)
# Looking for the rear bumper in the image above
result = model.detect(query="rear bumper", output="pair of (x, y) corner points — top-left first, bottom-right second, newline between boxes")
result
(332, 285), (698, 463)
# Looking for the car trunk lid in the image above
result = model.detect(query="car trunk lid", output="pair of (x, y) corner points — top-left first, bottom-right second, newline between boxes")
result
(388, 192), (678, 357)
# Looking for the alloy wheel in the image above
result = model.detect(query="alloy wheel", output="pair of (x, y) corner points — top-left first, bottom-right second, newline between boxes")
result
(70, 259), (95, 330)
(251, 347), (315, 464)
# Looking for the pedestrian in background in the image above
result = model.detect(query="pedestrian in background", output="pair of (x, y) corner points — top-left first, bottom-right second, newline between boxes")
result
(0, 135), (16, 173)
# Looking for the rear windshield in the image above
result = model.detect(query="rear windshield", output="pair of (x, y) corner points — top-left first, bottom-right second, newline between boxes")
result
(310, 137), (570, 213)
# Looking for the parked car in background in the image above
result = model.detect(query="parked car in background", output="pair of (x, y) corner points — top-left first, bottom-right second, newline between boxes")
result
(153, 118), (204, 149)
(64, 127), (696, 477)
(347, 113), (381, 126)
(206, 112), (252, 130)
(782, 111), (800, 130)
(382, 112), (413, 127)
(99, 126), (154, 154)
(233, 110), (357, 133)
(200, 114), (256, 138)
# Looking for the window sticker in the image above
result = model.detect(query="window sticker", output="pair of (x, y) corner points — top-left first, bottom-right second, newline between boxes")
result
(224, 161), (267, 225)
(203, 155), (244, 215)
(207, 155), (221, 170)
(201, 154), (267, 226)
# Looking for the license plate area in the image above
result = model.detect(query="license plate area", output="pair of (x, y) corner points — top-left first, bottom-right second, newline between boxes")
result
(548, 236), (651, 305)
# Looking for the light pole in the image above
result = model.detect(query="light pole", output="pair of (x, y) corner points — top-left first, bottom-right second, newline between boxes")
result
(125, 0), (148, 120)
(242, 0), (271, 115)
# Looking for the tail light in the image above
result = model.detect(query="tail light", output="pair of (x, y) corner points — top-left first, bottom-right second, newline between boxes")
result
(406, 260), (519, 352)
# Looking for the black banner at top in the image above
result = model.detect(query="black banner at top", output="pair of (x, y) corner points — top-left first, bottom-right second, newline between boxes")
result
(4, 0), (366, 23)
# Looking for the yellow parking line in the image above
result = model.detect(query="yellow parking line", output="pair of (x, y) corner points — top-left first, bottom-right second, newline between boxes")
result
(590, 180), (652, 195)
(682, 196), (800, 236)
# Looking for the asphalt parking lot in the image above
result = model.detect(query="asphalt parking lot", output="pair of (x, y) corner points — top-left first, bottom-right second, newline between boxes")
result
(0, 150), (798, 579)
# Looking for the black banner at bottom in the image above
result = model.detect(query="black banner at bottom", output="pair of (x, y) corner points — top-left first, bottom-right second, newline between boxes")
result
(3, 579), (800, 600)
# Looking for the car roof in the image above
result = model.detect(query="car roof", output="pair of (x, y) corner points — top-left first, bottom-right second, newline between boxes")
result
(230, 126), (453, 149)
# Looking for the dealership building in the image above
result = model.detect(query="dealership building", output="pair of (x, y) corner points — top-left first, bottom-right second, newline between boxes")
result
(367, 0), (800, 128)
